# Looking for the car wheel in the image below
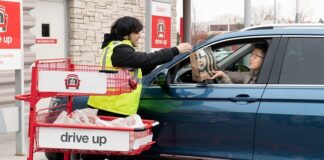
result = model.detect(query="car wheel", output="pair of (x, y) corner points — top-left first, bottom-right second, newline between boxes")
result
(45, 152), (63, 160)
(45, 152), (81, 160)
(109, 155), (169, 160)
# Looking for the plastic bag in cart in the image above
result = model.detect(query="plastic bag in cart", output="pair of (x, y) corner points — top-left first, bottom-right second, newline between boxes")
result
(109, 114), (144, 128)
(53, 109), (145, 128)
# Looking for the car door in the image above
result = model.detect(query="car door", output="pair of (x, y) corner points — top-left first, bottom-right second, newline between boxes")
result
(139, 37), (280, 159)
(254, 37), (324, 159)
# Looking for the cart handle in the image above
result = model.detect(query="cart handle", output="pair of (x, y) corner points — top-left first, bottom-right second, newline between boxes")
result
(99, 68), (135, 73)
(134, 121), (159, 131)
(15, 94), (31, 102)
(99, 70), (118, 73)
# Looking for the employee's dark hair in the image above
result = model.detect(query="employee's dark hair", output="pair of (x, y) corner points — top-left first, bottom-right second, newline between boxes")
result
(102, 16), (143, 48)
(111, 16), (143, 37)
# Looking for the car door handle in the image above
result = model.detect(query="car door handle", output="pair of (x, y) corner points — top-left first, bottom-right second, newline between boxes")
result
(229, 94), (258, 103)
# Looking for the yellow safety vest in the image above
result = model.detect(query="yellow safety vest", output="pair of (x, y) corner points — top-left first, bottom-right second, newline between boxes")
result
(87, 40), (142, 115)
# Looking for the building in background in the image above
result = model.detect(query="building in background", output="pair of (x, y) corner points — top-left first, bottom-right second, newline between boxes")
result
(208, 24), (240, 32)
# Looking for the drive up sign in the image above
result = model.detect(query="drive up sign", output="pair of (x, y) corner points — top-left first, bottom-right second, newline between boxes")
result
(0, 0), (22, 70)
(151, 1), (171, 50)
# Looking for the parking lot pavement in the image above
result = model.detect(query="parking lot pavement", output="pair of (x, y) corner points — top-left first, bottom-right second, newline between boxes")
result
(0, 132), (47, 160)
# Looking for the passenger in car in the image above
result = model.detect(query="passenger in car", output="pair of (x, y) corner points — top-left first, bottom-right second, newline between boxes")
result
(209, 43), (268, 84)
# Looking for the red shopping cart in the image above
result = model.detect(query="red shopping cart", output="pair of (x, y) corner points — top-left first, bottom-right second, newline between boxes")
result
(15, 58), (159, 160)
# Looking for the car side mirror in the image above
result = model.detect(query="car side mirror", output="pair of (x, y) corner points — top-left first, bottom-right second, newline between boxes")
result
(155, 69), (170, 91)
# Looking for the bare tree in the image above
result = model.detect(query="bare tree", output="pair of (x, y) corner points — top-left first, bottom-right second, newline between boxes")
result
(319, 18), (324, 23)
(252, 6), (274, 25)
(299, 8), (313, 22)
(295, 0), (313, 23)
(217, 13), (243, 24)
(191, 0), (199, 35)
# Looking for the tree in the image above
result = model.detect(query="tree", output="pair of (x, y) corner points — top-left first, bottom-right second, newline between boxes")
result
(252, 6), (274, 25)
(191, 31), (209, 45)
(294, 1), (314, 23)
(299, 8), (313, 23)
(218, 13), (243, 25)
(319, 18), (324, 23)
(191, 0), (199, 36)
(236, 23), (244, 30)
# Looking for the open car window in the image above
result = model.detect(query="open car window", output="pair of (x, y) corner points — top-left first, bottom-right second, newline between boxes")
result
(170, 38), (271, 84)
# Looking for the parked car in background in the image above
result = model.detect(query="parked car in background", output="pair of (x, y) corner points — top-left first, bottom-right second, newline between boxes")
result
(47, 24), (324, 160)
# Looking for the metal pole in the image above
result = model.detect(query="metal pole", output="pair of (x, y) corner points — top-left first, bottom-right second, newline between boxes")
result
(274, 0), (277, 24)
(16, 0), (25, 155)
(244, 0), (251, 28)
(145, 0), (152, 52)
(183, 0), (191, 43)
(15, 70), (25, 155)
(296, 0), (301, 23)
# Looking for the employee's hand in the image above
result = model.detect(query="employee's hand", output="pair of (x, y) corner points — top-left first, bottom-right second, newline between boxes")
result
(177, 43), (193, 54)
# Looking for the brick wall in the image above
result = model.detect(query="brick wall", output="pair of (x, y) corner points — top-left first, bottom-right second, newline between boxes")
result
(69, 0), (178, 64)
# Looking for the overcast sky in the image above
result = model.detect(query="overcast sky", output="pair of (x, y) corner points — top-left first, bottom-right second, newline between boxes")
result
(177, 0), (324, 23)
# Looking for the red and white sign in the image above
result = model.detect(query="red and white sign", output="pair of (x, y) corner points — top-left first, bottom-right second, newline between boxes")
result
(38, 126), (153, 151)
(0, 0), (22, 70)
(38, 127), (130, 151)
(151, 1), (171, 50)
(36, 38), (58, 44)
(0, 1), (20, 49)
(38, 71), (107, 94)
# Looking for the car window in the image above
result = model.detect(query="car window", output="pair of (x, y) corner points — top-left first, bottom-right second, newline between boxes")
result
(279, 38), (324, 84)
(171, 44), (252, 84)
(172, 39), (271, 84)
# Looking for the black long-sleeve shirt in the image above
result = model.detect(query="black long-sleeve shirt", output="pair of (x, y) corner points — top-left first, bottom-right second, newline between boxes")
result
(111, 44), (180, 75)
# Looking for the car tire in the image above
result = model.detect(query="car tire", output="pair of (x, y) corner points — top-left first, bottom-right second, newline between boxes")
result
(45, 152), (63, 160)
(108, 155), (167, 160)
(45, 152), (82, 160)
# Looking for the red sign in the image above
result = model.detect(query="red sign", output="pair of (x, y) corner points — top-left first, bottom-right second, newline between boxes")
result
(151, 15), (171, 48)
(180, 17), (183, 43)
(36, 38), (58, 44)
(0, 1), (20, 49)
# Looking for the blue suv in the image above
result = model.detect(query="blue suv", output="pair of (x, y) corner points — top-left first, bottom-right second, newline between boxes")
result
(47, 25), (324, 160)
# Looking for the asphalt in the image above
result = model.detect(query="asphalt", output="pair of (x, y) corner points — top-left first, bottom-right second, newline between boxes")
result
(0, 132), (47, 160)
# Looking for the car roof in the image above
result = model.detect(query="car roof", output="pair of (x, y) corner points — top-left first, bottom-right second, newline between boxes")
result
(197, 25), (324, 50)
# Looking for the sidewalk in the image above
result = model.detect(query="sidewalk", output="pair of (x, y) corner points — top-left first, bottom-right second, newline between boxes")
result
(0, 132), (47, 160)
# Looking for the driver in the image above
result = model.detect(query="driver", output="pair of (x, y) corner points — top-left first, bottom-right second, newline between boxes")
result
(209, 43), (268, 84)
